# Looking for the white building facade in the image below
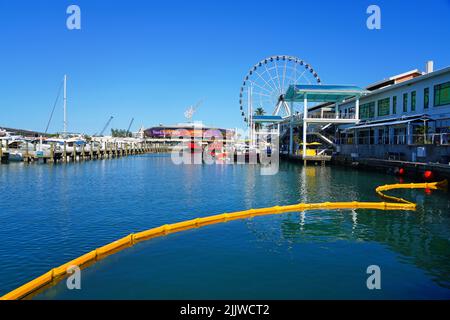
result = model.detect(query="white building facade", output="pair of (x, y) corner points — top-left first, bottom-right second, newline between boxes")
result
(336, 66), (450, 162)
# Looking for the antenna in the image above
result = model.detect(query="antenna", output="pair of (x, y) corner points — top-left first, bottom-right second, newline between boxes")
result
(184, 99), (203, 122)
(44, 80), (64, 134)
(63, 74), (67, 137)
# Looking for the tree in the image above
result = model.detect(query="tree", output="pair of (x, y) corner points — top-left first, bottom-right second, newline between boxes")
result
(111, 128), (132, 138)
(254, 107), (265, 130)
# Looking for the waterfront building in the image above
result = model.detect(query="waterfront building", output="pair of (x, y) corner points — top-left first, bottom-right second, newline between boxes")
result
(144, 123), (233, 142)
(335, 62), (450, 162)
(276, 61), (450, 163)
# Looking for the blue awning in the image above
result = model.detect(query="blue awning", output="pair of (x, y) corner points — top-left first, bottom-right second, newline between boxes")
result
(345, 116), (432, 130)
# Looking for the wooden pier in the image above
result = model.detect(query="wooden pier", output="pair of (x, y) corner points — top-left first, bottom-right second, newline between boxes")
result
(0, 141), (171, 165)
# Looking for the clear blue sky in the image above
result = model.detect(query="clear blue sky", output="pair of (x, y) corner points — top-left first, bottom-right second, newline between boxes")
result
(0, 0), (449, 134)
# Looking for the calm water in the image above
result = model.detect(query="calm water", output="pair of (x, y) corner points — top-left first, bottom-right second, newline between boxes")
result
(0, 155), (449, 299)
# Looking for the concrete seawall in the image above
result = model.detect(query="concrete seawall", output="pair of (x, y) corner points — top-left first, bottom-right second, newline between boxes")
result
(332, 155), (450, 180)
(337, 144), (450, 163)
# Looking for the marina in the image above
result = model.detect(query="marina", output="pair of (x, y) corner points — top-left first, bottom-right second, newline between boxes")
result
(1, 57), (450, 301)
(0, 135), (165, 164)
(1, 0), (449, 306)
(0, 138), (162, 163)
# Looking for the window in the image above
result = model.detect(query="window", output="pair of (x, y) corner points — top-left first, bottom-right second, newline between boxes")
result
(424, 88), (429, 109)
(377, 98), (390, 116)
(411, 91), (416, 111)
(403, 93), (408, 112)
(360, 101), (375, 119)
(434, 81), (450, 107)
(393, 96), (397, 114)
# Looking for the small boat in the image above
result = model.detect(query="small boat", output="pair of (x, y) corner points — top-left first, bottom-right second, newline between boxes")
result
(7, 139), (35, 162)
(45, 137), (86, 153)
(183, 142), (203, 154)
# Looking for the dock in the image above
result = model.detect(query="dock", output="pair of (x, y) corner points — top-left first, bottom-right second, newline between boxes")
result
(0, 141), (171, 165)
(280, 152), (332, 165)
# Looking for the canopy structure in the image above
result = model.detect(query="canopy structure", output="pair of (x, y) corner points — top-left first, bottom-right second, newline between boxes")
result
(345, 115), (432, 130)
(252, 115), (284, 123)
(284, 84), (369, 103)
(282, 84), (369, 161)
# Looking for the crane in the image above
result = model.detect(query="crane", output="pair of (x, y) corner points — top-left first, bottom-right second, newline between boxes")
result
(98, 116), (114, 136)
(126, 118), (134, 137)
(184, 100), (203, 122)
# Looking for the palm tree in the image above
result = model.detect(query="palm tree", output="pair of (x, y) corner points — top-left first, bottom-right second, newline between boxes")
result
(254, 107), (265, 130)
(255, 107), (265, 116)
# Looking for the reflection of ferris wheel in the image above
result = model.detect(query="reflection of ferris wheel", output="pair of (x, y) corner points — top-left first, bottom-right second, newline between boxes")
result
(239, 55), (321, 123)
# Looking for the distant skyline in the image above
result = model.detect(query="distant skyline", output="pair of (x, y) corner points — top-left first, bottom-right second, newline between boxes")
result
(1, 0), (449, 134)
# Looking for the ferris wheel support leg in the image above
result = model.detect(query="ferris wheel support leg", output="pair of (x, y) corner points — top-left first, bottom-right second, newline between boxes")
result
(273, 101), (281, 116)
(284, 101), (292, 117)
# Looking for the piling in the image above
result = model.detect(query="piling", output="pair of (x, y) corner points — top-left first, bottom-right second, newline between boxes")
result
(24, 141), (29, 162)
(80, 144), (84, 161)
(63, 142), (67, 163)
(49, 143), (55, 164)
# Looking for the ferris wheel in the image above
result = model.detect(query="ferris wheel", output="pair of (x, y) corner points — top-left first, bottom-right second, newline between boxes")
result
(239, 55), (321, 124)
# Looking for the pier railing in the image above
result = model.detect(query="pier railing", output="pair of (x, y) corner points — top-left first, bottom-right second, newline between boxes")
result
(307, 112), (357, 120)
(336, 133), (450, 146)
(411, 133), (450, 145)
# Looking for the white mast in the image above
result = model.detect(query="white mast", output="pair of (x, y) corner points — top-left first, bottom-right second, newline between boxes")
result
(63, 74), (67, 137)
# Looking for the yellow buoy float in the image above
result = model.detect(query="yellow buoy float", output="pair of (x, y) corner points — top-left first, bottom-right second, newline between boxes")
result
(1, 180), (447, 300)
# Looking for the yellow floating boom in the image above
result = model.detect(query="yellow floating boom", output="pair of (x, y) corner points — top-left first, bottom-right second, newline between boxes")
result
(1, 180), (447, 300)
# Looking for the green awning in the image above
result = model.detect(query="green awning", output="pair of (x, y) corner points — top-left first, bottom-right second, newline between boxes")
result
(284, 84), (369, 103)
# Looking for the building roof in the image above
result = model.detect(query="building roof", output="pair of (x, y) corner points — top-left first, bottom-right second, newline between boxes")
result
(365, 69), (423, 91)
(146, 123), (226, 130)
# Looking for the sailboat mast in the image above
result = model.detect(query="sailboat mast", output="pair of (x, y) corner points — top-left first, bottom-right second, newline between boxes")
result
(63, 74), (67, 137)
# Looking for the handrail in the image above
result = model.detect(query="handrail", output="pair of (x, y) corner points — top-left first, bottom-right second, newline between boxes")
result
(0, 180), (447, 300)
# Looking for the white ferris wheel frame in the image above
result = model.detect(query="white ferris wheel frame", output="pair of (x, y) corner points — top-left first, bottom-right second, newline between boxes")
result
(239, 55), (321, 144)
